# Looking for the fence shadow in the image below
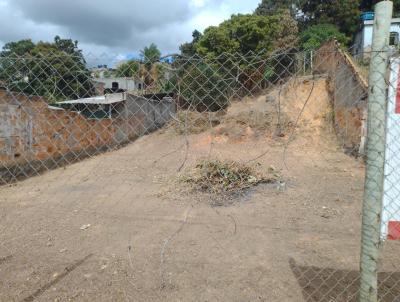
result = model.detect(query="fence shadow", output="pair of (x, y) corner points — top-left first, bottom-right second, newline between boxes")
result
(289, 258), (400, 302)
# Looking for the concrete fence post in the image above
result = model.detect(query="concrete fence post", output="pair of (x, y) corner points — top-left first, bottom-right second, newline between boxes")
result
(359, 1), (393, 302)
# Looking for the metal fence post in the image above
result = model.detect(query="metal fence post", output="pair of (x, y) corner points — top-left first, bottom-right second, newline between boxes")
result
(359, 1), (393, 302)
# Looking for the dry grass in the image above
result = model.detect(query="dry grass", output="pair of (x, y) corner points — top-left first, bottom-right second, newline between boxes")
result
(168, 111), (221, 134)
(215, 110), (293, 139)
(183, 159), (280, 196)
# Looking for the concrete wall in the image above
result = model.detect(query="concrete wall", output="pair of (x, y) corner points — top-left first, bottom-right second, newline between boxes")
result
(0, 90), (175, 184)
(314, 40), (368, 155)
(93, 78), (141, 91)
(112, 94), (175, 143)
(362, 20), (400, 50)
(354, 19), (400, 58)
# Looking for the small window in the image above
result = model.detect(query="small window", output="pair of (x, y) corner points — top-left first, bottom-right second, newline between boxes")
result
(112, 82), (119, 90)
(390, 32), (399, 46)
(138, 83), (142, 90)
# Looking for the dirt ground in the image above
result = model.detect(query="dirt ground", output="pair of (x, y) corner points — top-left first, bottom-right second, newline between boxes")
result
(1, 77), (399, 302)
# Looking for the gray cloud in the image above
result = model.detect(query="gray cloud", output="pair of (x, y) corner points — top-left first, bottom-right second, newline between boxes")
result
(0, 0), (260, 56)
(10, 0), (192, 49)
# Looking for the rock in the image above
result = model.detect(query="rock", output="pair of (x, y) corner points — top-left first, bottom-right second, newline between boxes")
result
(80, 224), (91, 230)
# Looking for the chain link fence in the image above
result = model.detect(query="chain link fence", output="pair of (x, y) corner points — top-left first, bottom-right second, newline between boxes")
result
(1, 9), (400, 301)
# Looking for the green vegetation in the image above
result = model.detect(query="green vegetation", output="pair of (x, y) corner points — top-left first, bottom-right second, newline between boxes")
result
(180, 30), (202, 57)
(0, 36), (93, 103)
(115, 60), (140, 77)
(360, 0), (400, 17)
(301, 0), (361, 37)
(254, 0), (399, 39)
(191, 12), (298, 58)
(177, 11), (299, 110)
(138, 43), (162, 87)
(300, 24), (349, 50)
(140, 43), (161, 68)
(255, 0), (298, 17)
(179, 62), (231, 111)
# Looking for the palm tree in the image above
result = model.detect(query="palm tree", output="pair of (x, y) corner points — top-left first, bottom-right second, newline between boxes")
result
(140, 43), (161, 68)
(139, 43), (161, 87)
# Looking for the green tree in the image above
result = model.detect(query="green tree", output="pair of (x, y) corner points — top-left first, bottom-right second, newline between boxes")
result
(115, 60), (140, 77)
(140, 43), (161, 68)
(180, 62), (231, 111)
(360, 0), (400, 17)
(0, 37), (93, 103)
(301, 0), (361, 37)
(196, 12), (298, 58)
(300, 23), (349, 50)
(54, 36), (81, 55)
(180, 30), (202, 56)
(0, 39), (35, 56)
(175, 11), (299, 110)
(255, 0), (300, 17)
(139, 43), (162, 87)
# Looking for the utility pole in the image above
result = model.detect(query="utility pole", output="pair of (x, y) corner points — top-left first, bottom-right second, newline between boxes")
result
(359, 1), (393, 302)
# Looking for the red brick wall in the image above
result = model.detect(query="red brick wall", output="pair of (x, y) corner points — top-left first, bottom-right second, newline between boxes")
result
(0, 90), (117, 163)
(0, 90), (159, 183)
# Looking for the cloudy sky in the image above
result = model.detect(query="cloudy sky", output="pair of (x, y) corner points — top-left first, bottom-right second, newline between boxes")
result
(0, 0), (260, 61)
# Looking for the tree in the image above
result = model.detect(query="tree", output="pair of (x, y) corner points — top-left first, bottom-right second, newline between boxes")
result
(175, 11), (300, 110)
(139, 43), (162, 87)
(54, 35), (81, 56)
(301, 0), (361, 37)
(1, 39), (35, 56)
(255, 0), (300, 17)
(115, 60), (140, 77)
(195, 12), (298, 58)
(140, 43), (161, 67)
(0, 37), (94, 103)
(300, 23), (349, 50)
(180, 30), (202, 56)
(180, 62), (231, 111)
(360, 0), (400, 16)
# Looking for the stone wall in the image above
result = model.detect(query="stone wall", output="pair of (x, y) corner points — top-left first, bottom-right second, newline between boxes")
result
(0, 90), (175, 184)
(314, 40), (368, 155)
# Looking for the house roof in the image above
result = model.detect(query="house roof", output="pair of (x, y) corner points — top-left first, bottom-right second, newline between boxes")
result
(58, 93), (125, 105)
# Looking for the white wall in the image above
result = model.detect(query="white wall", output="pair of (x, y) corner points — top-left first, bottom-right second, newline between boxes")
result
(94, 78), (140, 91)
(362, 22), (400, 49)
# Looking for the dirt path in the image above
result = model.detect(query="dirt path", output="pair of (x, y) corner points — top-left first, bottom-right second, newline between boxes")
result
(1, 77), (395, 302)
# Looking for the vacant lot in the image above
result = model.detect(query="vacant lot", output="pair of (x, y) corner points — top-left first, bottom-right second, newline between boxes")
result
(1, 78), (399, 301)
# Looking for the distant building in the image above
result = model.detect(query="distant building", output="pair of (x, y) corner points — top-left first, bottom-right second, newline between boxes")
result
(56, 92), (175, 124)
(92, 77), (144, 95)
(57, 93), (126, 119)
(354, 13), (400, 59)
(91, 65), (112, 78)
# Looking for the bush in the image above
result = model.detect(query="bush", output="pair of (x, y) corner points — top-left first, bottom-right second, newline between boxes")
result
(115, 60), (140, 77)
(179, 62), (231, 111)
(300, 24), (348, 50)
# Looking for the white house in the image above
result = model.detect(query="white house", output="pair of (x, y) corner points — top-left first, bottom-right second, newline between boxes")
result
(92, 77), (144, 94)
(354, 14), (400, 59)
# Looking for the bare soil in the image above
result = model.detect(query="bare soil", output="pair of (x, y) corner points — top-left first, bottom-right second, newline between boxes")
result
(1, 77), (399, 302)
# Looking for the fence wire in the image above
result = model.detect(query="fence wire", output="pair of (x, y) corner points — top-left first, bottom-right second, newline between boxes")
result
(0, 43), (399, 301)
